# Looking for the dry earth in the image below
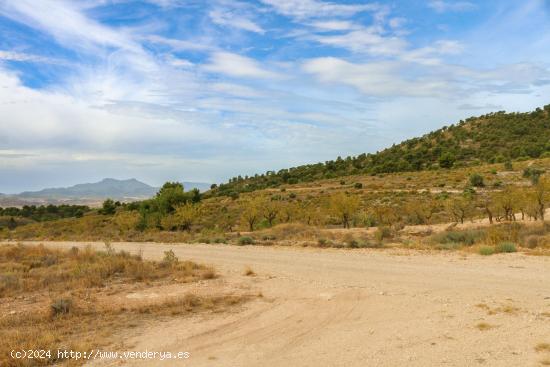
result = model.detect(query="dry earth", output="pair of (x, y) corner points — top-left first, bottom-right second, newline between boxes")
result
(4, 241), (550, 367)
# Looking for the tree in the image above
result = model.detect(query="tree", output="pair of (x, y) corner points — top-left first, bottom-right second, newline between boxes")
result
(155, 182), (187, 215)
(261, 197), (280, 227)
(533, 176), (549, 221)
(171, 202), (202, 231)
(439, 152), (456, 169)
(7, 217), (17, 230)
(329, 193), (360, 228)
(100, 199), (117, 215)
(241, 198), (261, 231)
(446, 194), (474, 224)
(478, 192), (496, 224)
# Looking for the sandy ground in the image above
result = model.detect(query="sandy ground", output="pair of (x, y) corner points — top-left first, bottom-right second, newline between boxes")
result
(5, 241), (550, 367)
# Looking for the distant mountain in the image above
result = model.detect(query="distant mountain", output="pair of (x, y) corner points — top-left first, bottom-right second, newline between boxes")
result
(18, 178), (157, 199)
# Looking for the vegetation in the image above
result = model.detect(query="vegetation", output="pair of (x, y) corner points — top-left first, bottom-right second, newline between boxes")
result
(209, 105), (550, 196)
(0, 244), (248, 366)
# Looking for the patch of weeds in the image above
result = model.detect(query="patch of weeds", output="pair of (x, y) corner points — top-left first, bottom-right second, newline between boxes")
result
(237, 236), (255, 245)
(495, 242), (517, 253)
(476, 322), (494, 331)
(479, 246), (495, 256)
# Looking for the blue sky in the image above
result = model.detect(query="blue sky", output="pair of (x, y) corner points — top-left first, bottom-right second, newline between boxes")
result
(1, 0), (550, 193)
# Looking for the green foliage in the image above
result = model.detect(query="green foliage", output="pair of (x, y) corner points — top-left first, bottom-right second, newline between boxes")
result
(99, 199), (117, 215)
(479, 246), (495, 256)
(523, 167), (544, 184)
(495, 242), (517, 253)
(0, 204), (90, 222)
(439, 152), (456, 169)
(210, 105), (550, 196)
(431, 230), (484, 246)
(469, 173), (485, 187)
(237, 236), (254, 245)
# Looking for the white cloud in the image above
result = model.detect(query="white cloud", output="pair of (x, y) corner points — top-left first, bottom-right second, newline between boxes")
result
(259, 0), (379, 19)
(0, 50), (60, 64)
(311, 29), (408, 56)
(308, 20), (357, 31)
(302, 57), (448, 97)
(209, 9), (265, 34)
(203, 51), (281, 79)
(428, 1), (476, 13)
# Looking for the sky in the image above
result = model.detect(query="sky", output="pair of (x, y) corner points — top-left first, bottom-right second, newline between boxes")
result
(1, 0), (550, 193)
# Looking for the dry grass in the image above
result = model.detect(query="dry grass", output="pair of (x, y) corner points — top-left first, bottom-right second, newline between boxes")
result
(243, 266), (256, 276)
(536, 343), (550, 353)
(475, 303), (520, 315)
(0, 244), (216, 298)
(475, 322), (494, 331)
(0, 244), (249, 367)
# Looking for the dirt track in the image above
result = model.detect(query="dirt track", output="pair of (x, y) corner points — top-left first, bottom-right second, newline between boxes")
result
(11, 241), (550, 366)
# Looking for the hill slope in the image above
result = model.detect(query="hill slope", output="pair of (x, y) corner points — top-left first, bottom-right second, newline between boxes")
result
(213, 104), (550, 196)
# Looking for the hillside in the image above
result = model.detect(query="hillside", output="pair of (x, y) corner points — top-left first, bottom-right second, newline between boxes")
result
(213, 105), (550, 196)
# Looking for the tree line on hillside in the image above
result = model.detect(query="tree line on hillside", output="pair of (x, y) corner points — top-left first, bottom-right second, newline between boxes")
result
(92, 173), (550, 234)
(0, 204), (90, 222)
(208, 105), (550, 197)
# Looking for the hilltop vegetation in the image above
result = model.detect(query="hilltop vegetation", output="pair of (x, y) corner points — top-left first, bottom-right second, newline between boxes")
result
(2, 106), (550, 255)
(211, 105), (550, 196)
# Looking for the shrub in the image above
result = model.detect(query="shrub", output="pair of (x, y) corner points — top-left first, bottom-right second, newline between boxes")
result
(237, 236), (254, 245)
(317, 238), (329, 247)
(469, 173), (485, 187)
(479, 246), (495, 256)
(162, 249), (179, 267)
(495, 242), (517, 253)
(525, 235), (541, 249)
(431, 230), (484, 246)
(375, 226), (392, 241)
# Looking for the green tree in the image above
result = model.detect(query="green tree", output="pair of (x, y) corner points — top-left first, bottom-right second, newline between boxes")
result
(329, 193), (361, 229)
(439, 152), (456, 169)
(100, 199), (117, 215)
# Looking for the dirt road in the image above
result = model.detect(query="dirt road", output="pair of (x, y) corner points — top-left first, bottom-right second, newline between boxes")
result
(12, 241), (550, 366)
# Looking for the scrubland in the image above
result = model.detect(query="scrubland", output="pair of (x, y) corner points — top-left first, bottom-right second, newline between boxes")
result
(0, 244), (251, 366)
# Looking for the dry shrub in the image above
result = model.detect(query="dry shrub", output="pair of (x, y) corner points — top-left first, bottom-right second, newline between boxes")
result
(0, 244), (246, 367)
(0, 244), (215, 298)
(258, 223), (321, 241)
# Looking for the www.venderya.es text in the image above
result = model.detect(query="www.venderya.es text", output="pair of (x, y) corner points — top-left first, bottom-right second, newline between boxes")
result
(10, 349), (190, 361)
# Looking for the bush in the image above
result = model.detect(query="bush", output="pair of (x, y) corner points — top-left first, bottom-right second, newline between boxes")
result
(525, 235), (541, 249)
(469, 173), (485, 187)
(495, 242), (517, 253)
(317, 238), (329, 247)
(162, 249), (178, 267)
(237, 236), (254, 245)
(479, 246), (495, 256)
(431, 230), (484, 246)
(375, 226), (392, 241)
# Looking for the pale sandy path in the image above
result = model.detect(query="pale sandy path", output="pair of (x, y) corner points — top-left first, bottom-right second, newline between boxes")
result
(6, 241), (550, 367)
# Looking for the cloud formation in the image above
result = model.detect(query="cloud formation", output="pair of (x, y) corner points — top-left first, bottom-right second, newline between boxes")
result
(0, 0), (549, 192)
